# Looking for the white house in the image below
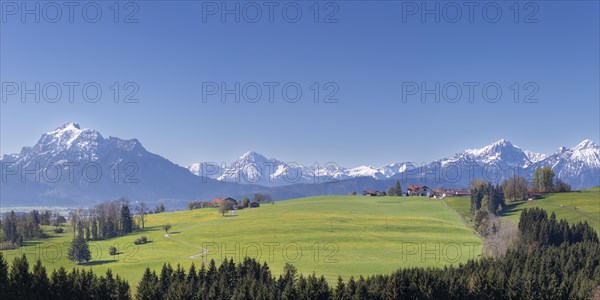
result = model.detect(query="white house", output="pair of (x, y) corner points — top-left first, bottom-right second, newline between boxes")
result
(407, 185), (432, 197)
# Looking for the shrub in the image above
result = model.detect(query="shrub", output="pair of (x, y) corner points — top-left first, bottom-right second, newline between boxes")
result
(53, 227), (64, 233)
(108, 246), (117, 255)
(134, 236), (148, 245)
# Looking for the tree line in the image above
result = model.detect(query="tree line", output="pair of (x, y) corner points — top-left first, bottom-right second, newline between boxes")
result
(0, 198), (161, 251)
(0, 210), (66, 249)
(502, 167), (571, 202)
(0, 253), (130, 300)
(69, 199), (143, 242)
(518, 207), (598, 247)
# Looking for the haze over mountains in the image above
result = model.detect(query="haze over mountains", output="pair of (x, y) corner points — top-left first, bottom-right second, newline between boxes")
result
(1, 123), (599, 208)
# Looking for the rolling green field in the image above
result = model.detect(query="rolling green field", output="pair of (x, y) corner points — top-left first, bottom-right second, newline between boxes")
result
(1, 196), (483, 289)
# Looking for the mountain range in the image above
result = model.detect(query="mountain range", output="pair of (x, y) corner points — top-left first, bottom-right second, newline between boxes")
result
(189, 139), (600, 190)
(1, 123), (598, 209)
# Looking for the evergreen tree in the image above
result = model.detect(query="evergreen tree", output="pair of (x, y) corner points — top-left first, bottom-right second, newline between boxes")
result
(0, 253), (9, 300)
(2, 211), (20, 244)
(50, 267), (71, 299)
(31, 259), (50, 300)
(67, 235), (92, 264)
(114, 274), (131, 300)
(91, 219), (99, 241)
(9, 254), (32, 299)
(85, 225), (91, 241)
(120, 204), (133, 234)
(395, 180), (402, 196)
(158, 263), (173, 296)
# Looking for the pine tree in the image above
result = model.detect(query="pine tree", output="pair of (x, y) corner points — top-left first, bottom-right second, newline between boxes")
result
(395, 180), (402, 196)
(115, 274), (131, 300)
(50, 267), (71, 299)
(67, 235), (92, 264)
(345, 276), (356, 297)
(0, 253), (9, 300)
(31, 259), (50, 300)
(85, 225), (91, 241)
(159, 263), (173, 296)
(120, 204), (133, 234)
(3, 211), (20, 244)
(9, 254), (32, 299)
(91, 219), (98, 241)
(334, 276), (347, 300)
(136, 268), (161, 300)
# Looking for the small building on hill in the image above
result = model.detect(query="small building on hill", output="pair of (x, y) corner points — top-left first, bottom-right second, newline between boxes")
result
(407, 185), (432, 197)
(249, 202), (260, 208)
(442, 190), (471, 197)
(212, 197), (238, 207)
(224, 197), (238, 204)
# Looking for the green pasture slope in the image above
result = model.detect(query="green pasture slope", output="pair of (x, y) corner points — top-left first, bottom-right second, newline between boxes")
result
(443, 187), (600, 235)
(1, 196), (483, 289)
(502, 187), (600, 234)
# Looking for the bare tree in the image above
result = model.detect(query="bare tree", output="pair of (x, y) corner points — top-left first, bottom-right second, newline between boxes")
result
(253, 193), (272, 203)
(502, 175), (528, 202)
(136, 202), (148, 229)
(482, 215), (520, 258)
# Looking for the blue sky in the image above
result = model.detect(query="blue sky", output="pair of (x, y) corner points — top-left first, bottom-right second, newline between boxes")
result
(1, 1), (599, 167)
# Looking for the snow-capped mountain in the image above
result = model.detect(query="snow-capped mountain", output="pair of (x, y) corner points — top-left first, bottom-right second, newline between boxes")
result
(524, 151), (549, 164)
(0, 123), (262, 207)
(189, 151), (351, 186)
(532, 139), (600, 189)
(188, 139), (600, 190)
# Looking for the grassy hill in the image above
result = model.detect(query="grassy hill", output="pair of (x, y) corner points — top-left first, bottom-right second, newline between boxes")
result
(1, 195), (482, 288)
(502, 187), (600, 233)
(444, 187), (600, 234)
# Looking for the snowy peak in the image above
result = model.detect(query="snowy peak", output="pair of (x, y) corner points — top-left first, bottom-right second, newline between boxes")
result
(492, 138), (510, 146)
(237, 150), (270, 164)
(555, 146), (569, 154)
(459, 139), (529, 166)
(524, 150), (549, 163)
(574, 139), (599, 150)
(466, 139), (519, 156)
(55, 122), (81, 131)
(6, 123), (152, 164)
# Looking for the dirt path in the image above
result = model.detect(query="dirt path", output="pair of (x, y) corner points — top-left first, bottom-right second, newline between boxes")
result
(164, 233), (210, 261)
(440, 197), (481, 238)
(439, 197), (449, 207)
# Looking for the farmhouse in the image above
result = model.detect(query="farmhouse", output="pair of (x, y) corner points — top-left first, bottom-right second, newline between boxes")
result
(363, 190), (378, 196)
(407, 185), (432, 197)
(363, 190), (386, 196)
(212, 197), (238, 207)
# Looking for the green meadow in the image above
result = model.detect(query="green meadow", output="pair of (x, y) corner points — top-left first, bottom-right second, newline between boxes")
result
(443, 187), (600, 234)
(502, 187), (600, 233)
(1, 196), (483, 289)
